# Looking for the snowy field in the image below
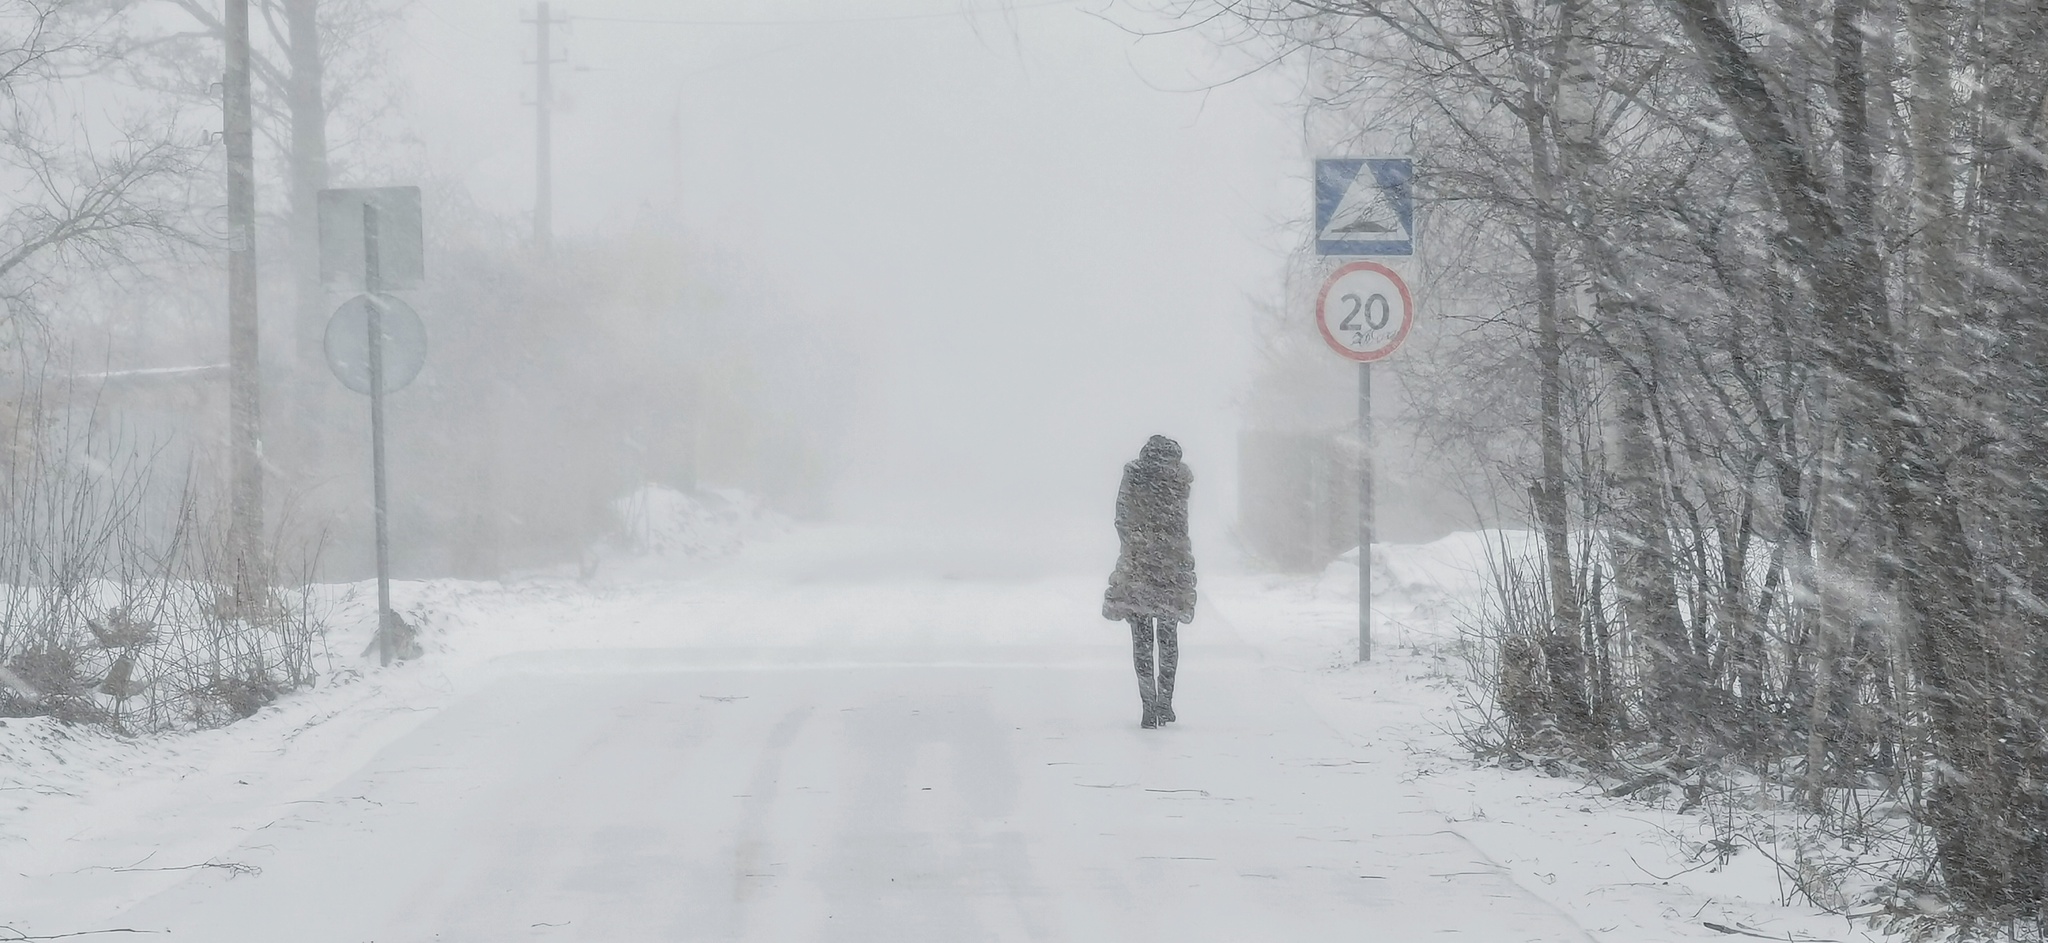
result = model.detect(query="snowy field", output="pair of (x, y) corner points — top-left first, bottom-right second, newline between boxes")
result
(3, 525), (1886, 941)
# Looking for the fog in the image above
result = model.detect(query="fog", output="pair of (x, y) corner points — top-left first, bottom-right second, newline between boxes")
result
(397, 0), (1302, 571)
(18, 3), (2048, 931)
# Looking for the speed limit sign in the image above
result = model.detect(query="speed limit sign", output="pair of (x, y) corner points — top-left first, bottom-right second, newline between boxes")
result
(1315, 260), (1414, 362)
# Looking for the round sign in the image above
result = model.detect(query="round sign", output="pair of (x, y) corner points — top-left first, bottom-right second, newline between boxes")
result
(1315, 260), (1414, 362)
(325, 293), (428, 395)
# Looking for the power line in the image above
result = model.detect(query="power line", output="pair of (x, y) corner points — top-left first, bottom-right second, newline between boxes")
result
(571, 0), (1078, 27)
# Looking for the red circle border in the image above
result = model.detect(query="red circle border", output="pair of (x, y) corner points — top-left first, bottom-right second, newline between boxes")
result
(1315, 260), (1415, 363)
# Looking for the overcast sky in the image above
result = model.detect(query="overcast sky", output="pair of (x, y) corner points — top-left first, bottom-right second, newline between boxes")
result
(395, 0), (1304, 562)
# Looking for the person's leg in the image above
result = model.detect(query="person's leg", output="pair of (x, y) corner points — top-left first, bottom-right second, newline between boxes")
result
(1129, 617), (1158, 728)
(1156, 619), (1179, 723)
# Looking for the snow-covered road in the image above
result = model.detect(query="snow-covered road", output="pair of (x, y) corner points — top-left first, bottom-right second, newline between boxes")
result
(9, 528), (1876, 942)
(105, 643), (1588, 941)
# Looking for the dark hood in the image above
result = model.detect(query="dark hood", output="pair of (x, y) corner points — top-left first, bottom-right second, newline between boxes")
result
(1139, 435), (1182, 465)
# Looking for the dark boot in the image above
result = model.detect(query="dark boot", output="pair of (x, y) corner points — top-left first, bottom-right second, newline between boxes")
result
(1156, 620), (1179, 723)
(1131, 618), (1159, 728)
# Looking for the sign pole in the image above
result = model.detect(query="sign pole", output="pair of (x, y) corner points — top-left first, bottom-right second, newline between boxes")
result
(1313, 157), (1414, 665)
(1313, 258), (1410, 665)
(319, 186), (424, 665)
(1360, 361), (1373, 663)
(363, 202), (394, 667)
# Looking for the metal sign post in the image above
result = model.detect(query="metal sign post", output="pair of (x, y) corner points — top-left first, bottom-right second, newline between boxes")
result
(318, 186), (426, 666)
(363, 202), (395, 666)
(1314, 260), (1415, 662)
(1359, 360), (1371, 662)
(1314, 157), (1416, 664)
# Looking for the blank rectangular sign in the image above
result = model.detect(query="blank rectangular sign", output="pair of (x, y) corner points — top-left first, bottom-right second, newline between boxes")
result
(318, 186), (424, 291)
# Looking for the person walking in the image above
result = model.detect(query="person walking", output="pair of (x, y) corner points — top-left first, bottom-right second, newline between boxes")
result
(1102, 435), (1197, 729)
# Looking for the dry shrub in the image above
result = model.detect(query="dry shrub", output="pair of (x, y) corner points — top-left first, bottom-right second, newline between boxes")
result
(0, 376), (324, 733)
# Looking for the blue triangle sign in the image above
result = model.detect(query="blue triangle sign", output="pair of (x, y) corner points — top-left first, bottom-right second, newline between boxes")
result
(1315, 158), (1413, 257)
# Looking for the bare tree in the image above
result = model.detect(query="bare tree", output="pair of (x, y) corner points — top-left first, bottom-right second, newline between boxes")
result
(112, 0), (403, 466)
(0, 2), (206, 327)
(1212, 0), (2048, 922)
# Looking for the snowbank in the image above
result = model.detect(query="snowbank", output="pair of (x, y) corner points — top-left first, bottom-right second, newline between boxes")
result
(610, 485), (788, 560)
(1217, 530), (1887, 943)
(1, 525), (1900, 942)
(587, 485), (791, 582)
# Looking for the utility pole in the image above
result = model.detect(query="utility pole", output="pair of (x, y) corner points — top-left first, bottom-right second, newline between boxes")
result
(284, 0), (330, 476)
(528, 2), (565, 255)
(225, 0), (265, 603)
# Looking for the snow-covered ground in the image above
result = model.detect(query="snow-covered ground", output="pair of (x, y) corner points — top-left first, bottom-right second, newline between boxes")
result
(2, 525), (1885, 941)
